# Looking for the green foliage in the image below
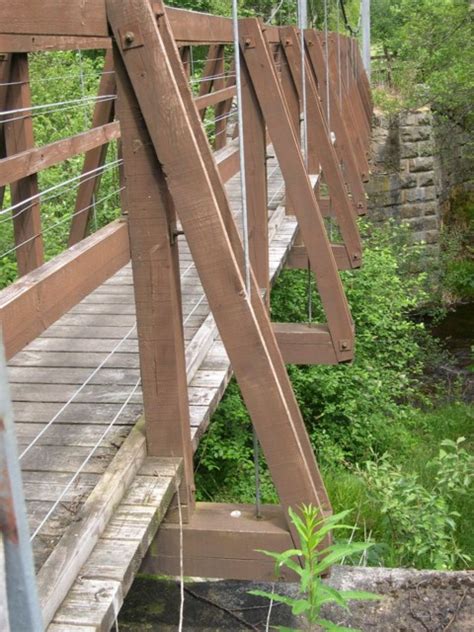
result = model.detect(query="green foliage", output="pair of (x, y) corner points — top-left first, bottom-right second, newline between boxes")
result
(438, 190), (474, 302)
(371, 0), (474, 129)
(271, 221), (429, 463)
(249, 505), (380, 632)
(357, 438), (472, 570)
(0, 51), (121, 289)
(195, 220), (474, 570)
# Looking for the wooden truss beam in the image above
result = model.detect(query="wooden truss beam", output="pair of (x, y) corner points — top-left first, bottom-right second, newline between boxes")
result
(143, 503), (296, 582)
(239, 18), (354, 362)
(114, 43), (195, 513)
(278, 27), (363, 264)
(152, 4), (331, 523)
(68, 50), (116, 246)
(0, 122), (120, 187)
(4, 53), (44, 276)
(108, 0), (331, 542)
(304, 29), (368, 210)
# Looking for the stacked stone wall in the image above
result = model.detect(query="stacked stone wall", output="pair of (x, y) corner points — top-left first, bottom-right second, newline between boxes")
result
(366, 108), (441, 251)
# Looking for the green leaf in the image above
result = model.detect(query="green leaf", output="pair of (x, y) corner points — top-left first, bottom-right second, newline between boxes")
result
(341, 590), (382, 602)
(248, 590), (297, 609)
(291, 599), (311, 615)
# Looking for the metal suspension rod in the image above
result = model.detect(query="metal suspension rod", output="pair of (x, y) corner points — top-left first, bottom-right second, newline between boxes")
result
(231, 0), (261, 520)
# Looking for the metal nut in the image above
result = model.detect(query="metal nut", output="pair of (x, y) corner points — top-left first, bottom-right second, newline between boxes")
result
(124, 31), (135, 45)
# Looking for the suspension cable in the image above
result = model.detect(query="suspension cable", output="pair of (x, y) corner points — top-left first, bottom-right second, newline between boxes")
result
(336, 0), (342, 109)
(232, 0), (262, 520)
(324, 0), (331, 128)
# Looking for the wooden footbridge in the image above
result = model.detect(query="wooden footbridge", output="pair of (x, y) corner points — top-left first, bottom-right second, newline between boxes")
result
(0, 2), (372, 629)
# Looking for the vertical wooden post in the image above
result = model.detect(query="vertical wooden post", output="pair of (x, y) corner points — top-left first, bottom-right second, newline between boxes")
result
(68, 50), (116, 246)
(214, 59), (236, 143)
(278, 43), (299, 216)
(113, 47), (195, 515)
(241, 63), (269, 305)
(328, 34), (368, 177)
(0, 54), (11, 210)
(108, 0), (332, 542)
(212, 47), (227, 150)
(4, 53), (44, 276)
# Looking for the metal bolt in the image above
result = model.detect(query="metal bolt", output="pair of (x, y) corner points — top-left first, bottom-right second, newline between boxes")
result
(124, 31), (135, 45)
(244, 38), (252, 47)
(341, 341), (348, 350)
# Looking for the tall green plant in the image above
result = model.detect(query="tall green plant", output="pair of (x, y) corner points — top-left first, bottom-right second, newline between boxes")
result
(249, 505), (380, 631)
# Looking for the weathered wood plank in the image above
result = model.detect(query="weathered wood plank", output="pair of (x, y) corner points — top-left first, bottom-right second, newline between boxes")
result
(0, 220), (130, 360)
(0, 1), (108, 38)
(0, 122), (120, 187)
(37, 420), (147, 628)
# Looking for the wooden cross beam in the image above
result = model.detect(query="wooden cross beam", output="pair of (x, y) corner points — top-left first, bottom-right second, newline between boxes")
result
(107, 0), (331, 548)
(68, 50), (117, 246)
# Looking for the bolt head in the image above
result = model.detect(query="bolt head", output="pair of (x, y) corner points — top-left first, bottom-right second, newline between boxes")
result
(124, 31), (135, 44)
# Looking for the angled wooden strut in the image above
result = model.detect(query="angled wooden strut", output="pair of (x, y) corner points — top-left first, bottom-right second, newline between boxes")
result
(322, 32), (371, 182)
(157, 13), (333, 512)
(68, 50), (116, 246)
(303, 28), (368, 209)
(107, 0), (331, 549)
(338, 35), (371, 153)
(238, 18), (355, 358)
(4, 53), (44, 275)
(277, 26), (362, 268)
(152, 6), (330, 524)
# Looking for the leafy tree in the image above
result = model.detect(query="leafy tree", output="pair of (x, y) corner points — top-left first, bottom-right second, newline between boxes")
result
(371, 0), (474, 129)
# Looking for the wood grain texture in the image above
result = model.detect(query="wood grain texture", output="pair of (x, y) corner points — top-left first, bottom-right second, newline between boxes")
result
(0, 220), (130, 360)
(109, 0), (330, 541)
(0, 122), (120, 187)
(4, 53), (44, 275)
(114, 42), (195, 511)
(241, 18), (354, 362)
(68, 51), (116, 246)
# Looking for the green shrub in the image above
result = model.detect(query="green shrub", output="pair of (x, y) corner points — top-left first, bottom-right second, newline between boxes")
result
(357, 438), (472, 570)
(249, 505), (380, 632)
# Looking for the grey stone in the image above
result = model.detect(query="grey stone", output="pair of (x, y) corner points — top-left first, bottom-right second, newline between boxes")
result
(422, 216), (439, 231)
(409, 157), (434, 172)
(425, 229), (440, 244)
(400, 142), (419, 159)
(405, 111), (432, 126)
(402, 188), (428, 203)
(417, 140), (435, 157)
(399, 173), (417, 189)
(417, 172), (435, 187)
(399, 205), (424, 219)
(400, 126), (431, 142)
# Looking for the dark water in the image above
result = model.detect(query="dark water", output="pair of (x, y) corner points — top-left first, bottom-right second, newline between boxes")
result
(432, 302), (473, 370)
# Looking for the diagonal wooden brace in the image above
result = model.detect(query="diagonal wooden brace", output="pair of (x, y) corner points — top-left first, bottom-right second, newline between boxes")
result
(107, 0), (331, 544)
(303, 28), (368, 211)
(278, 26), (363, 267)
